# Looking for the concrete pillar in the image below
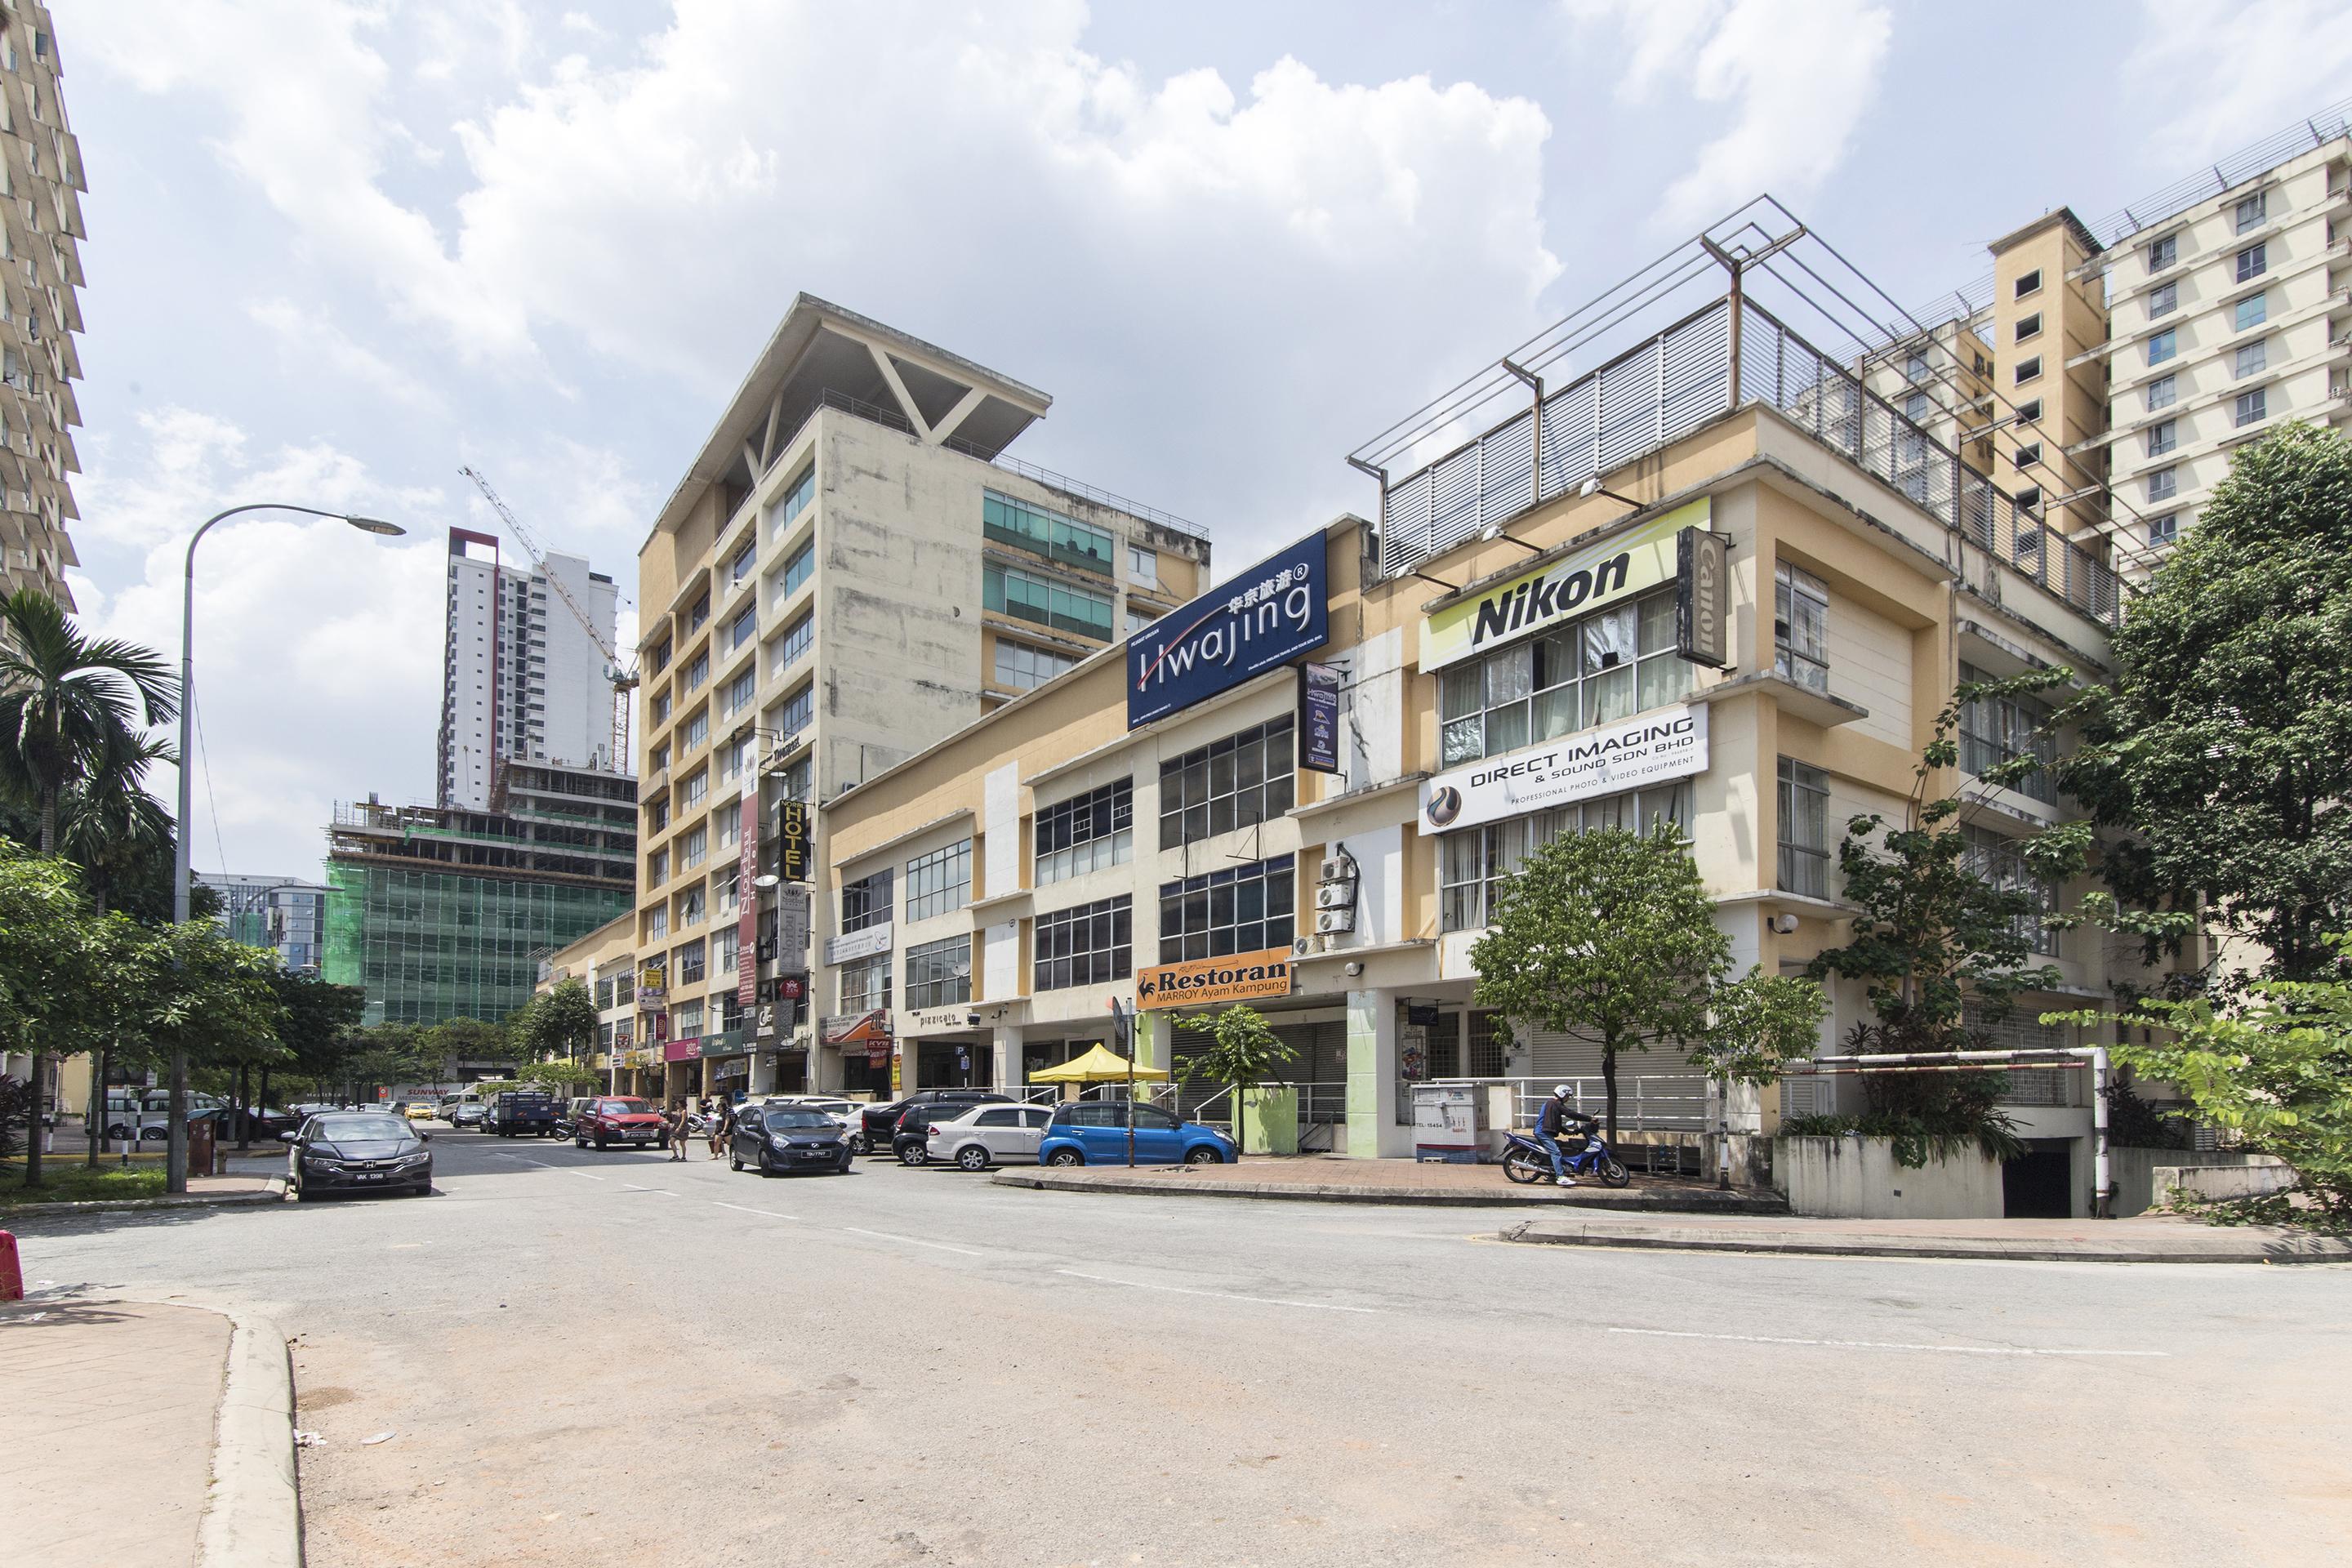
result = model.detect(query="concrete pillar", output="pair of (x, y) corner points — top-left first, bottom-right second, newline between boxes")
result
(991, 1027), (1018, 1091)
(1345, 988), (1405, 1159)
(749, 1053), (778, 1094)
(1133, 1010), (1165, 1074)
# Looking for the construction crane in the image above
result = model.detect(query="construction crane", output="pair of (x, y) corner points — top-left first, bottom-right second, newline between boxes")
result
(459, 465), (640, 766)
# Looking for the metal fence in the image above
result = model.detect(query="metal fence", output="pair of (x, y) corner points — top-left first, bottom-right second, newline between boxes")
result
(1383, 1076), (1711, 1132)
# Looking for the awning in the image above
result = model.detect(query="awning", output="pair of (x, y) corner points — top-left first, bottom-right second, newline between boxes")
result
(1027, 1043), (1169, 1084)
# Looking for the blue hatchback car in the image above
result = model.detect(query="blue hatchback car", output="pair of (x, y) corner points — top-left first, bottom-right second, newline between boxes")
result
(1035, 1100), (1238, 1166)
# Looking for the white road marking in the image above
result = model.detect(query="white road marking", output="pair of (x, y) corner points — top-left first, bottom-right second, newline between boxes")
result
(514, 1159), (604, 1181)
(1606, 1327), (2167, 1357)
(619, 1184), (675, 1196)
(1057, 1268), (1379, 1315)
(843, 1227), (987, 1257)
(713, 1202), (800, 1221)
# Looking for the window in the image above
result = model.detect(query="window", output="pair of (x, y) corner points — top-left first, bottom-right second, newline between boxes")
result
(2235, 339), (2267, 379)
(650, 639), (673, 675)
(673, 999), (703, 1037)
(773, 465), (815, 531)
(1904, 350), (1930, 381)
(1158, 854), (1296, 964)
(1438, 784), (1691, 931)
(2147, 512), (2179, 547)
(681, 824), (707, 868)
(994, 638), (1076, 693)
(2147, 234), (2177, 271)
(775, 683), (813, 740)
(2015, 486), (2042, 514)
(675, 938), (706, 985)
(723, 665), (756, 720)
(2014, 312), (2042, 343)
(2016, 398), (2042, 424)
(1777, 757), (1831, 898)
(1962, 826), (2057, 955)
(1775, 562), (1829, 694)
(682, 710), (709, 753)
(1959, 663), (2056, 805)
(1439, 590), (1693, 766)
(1037, 779), (1132, 884)
(2147, 467), (2178, 502)
(779, 754), (812, 804)
(1127, 545), (1158, 586)
(1904, 391), (1931, 422)
(905, 839), (971, 923)
(841, 868), (893, 934)
(688, 595), (709, 635)
(2145, 374), (2176, 412)
(684, 650), (709, 692)
(838, 955), (890, 1013)
(982, 491), (1114, 575)
(2146, 420), (2177, 458)
(2234, 243), (2266, 283)
(985, 563), (1113, 639)
(1158, 717), (1295, 849)
(2234, 292), (2267, 332)
(905, 936), (972, 1009)
(678, 886), (705, 927)
(2013, 356), (2042, 385)
(771, 611), (813, 678)
(718, 800), (741, 846)
(2015, 269), (2042, 299)
(2148, 281), (2177, 318)
(647, 906), (667, 940)
(776, 540), (815, 601)
(715, 925), (738, 974)
(2234, 387), (2268, 426)
(652, 692), (672, 726)
(728, 538), (756, 589)
(1033, 896), (1131, 990)
(652, 743), (670, 773)
(2014, 440), (2042, 470)
(2234, 191), (2266, 233)
(1125, 606), (1159, 639)
(648, 848), (669, 885)
(727, 601), (756, 652)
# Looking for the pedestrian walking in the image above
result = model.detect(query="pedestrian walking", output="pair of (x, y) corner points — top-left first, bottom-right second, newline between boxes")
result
(664, 1101), (687, 1161)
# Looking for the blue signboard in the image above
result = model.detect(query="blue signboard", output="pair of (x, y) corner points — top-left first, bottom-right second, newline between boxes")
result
(1127, 537), (1327, 728)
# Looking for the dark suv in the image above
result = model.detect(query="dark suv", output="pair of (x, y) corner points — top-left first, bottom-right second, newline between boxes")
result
(850, 1089), (1013, 1156)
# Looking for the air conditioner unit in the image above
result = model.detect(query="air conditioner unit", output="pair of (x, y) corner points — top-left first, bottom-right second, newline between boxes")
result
(1315, 908), (1356, 935)
(1318, 855), (1356, 883)
(1315, 883), (1355, 911)
(1290, 937), (1313, 957)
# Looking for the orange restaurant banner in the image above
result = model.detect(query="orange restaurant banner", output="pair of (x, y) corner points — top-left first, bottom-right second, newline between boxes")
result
(1135, 947), (1295, 1010)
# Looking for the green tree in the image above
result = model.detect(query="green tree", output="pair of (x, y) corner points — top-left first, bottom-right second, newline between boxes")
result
(261, 969), (364, 1138)
(516, 978), (599, 1065)
(423, 1016), (510, 1087)
(123, 920), (285, 1192)
(1173, 1003), (1297, 1154)
(1472, 822), (1751, 1138)
(0, 844), (108, 1185)
(2059, 423), (2352, 983)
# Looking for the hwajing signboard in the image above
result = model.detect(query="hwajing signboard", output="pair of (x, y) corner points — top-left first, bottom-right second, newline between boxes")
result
(1422, 498), (1712, 671)
(1127, 536), (1326, 728)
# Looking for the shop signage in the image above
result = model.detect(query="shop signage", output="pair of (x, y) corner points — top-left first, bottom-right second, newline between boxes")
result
(1135, 947), (1295, 1009)
(639, 960), (666, 994)
(663, 1036), (701, 1063)
(1297, 662), (1342, 774)
(824, 922), (892, 965)
(821, 1009), (893, 1048)
(736, 795), (760, 1009)
(1676, 526), (1730, 669)
(1419, 703), (1708, 835)
(777, 798), (812, 882)
(1128, 536), (1327, 728)
(636, 987), (666, 1009)
(774, 885), (810, 966)
(1423, 498), (1712, 672)
(914, 1009), (973, 1031)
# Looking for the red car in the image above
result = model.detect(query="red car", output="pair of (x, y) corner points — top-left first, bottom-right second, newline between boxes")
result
(572, 1097), (667, 1151)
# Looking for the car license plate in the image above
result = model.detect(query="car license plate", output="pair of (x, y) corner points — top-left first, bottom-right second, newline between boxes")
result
(628, 1131), (652, 1141)
(357, 1173), (382, 1182)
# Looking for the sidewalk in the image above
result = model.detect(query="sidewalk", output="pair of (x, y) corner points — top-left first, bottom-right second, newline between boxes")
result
(0, 1298), (230, 1566)
(991, 1154), (1788, 1213)
(0, 1168), (286, 1218)
(1503, 1208), (2352, 1263)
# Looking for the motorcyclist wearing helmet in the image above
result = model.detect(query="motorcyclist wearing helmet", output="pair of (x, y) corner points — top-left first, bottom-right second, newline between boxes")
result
(1535, 1085), (1598, 1187)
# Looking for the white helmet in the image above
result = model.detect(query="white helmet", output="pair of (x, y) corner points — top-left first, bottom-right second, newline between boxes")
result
(1552, 1084), (1572, 1098)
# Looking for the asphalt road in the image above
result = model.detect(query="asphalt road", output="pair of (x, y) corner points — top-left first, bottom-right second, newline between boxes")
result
(13, 1127), (2350, 1566)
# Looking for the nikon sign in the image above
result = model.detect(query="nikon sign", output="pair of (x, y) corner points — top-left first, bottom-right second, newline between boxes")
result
(1422, 497), (1711, 672)
(1419, 705), (1708, 835)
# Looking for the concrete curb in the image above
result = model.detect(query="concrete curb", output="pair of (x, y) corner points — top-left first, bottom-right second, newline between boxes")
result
(195, 1307), (303, 1568)
(988, 1169), (1788, 1214)
(1498, 1219), (2352, 1264)
(0, 1178), (287, 1219)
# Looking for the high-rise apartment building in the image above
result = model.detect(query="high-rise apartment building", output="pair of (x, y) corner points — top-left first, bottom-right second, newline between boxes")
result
(200, 872), (329, 972)
(633, 294), (1209, 1098)
(0, 4), (87, 608)
(439, 528), (621, 811)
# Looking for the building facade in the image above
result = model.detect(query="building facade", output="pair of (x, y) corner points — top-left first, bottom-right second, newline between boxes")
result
(199, 872), (329, 972)
(817, 248), (2148, 1216)
(439, 527), (621, 811)
(323, 760), (636, 1025)
(0, 3), (87, 608)
(632, 295), (1209, 1102)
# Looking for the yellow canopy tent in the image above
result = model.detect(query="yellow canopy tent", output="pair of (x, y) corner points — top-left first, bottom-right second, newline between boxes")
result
(1027, 1042), (1169, 1084)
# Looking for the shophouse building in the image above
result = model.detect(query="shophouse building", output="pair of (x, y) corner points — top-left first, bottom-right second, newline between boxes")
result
(537, 911), (645, 1093)
(815, 206), (2148, 1217)
(632, 294), (1209, 1102)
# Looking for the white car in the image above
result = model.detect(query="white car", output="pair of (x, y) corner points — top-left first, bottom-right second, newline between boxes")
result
(768, 1095), (860, 1130)
(926, 1102), (1056, 1171)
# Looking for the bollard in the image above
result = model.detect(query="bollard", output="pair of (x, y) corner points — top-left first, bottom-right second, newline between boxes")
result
(0, 1230), (22, 1303)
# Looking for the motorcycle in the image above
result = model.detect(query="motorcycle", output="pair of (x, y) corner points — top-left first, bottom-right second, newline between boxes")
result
(1500, 1126), (1630, 1188)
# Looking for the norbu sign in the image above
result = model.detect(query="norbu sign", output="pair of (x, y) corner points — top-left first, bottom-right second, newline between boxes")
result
(1128, 536), (1327, 728)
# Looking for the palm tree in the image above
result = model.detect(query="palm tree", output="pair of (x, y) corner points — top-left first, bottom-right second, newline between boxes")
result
(0, 588), (178, 1187)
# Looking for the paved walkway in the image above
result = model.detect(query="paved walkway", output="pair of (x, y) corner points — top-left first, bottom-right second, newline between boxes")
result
(2, 1169), (285, 1218)
(992, 1154), (1787, 1211)
(0, 1298), (231, 1567)
(1505, 1208), (2352, 1263)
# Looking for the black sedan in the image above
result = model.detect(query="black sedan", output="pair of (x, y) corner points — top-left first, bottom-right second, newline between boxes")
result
(728, 1105), (853, 1177)
(282, 1111), (434, 1200)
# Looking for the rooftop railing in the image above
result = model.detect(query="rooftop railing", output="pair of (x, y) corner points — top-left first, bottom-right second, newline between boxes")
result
(2090, 96), (2352, 249)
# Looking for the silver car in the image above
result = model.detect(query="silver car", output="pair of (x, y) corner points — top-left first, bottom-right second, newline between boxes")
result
(926, 1102), (1055, 1171)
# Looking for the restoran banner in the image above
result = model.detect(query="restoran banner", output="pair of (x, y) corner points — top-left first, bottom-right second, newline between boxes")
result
(1421, 497), (1710, 672)
(1418, 704), (1708, 835)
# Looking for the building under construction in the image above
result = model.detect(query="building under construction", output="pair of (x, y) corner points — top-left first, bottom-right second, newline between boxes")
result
(323, 760), (637, 1026)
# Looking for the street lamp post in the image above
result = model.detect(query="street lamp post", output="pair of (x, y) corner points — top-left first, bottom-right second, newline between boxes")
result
(167, 505), (404, 1194)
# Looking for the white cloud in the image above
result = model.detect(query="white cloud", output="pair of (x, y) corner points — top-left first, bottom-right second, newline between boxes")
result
(246, 298), (447, 412)
(1564, 0), (1891, 229)
(2117, 0), (2352, 166)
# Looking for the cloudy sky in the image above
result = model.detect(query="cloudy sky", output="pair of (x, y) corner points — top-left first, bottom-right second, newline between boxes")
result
(60, 0), (2352, 880)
